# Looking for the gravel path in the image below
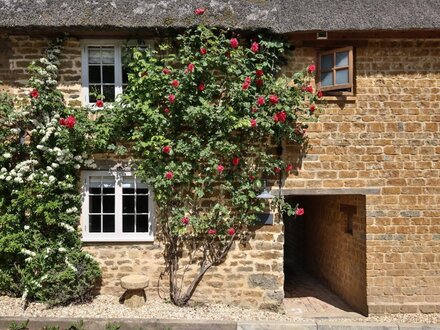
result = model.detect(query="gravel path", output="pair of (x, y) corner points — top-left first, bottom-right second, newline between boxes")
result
(0, 295), (439, 324)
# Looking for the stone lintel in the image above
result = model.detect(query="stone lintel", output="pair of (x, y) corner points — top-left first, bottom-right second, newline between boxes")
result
(274, 188), (381, 196)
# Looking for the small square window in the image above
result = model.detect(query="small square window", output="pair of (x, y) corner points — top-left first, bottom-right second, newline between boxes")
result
(81, 171), (154, 242)
(317, 46), (353, 95)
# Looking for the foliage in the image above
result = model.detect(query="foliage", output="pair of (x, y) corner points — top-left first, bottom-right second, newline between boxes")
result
(8, 320), (29, 330)
(0, 37), (101, 305)
(95, 24), (321, 305)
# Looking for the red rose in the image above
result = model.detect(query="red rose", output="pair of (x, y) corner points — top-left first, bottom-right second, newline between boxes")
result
(217, 164), (224, 173)
(250, 118), (257, 127)
(162, 68), (171, 74)
(309, 104), (316, 112)
(251, 107), (258, 113)
(273, 111), (287, 123)
(164, 107), (170, 114)
(279, 111), (287, 122)
(256, 69), (264, 77)
(168, 94), (176, 103)
(163, 145), (171, 154)
(230, 38), (239, 49)
(232, 157), (240, 166)
(59, 118), (66, 126)
(171, 80), (180, 88)
(269, 95), (279, 104)
(194, 7), (205, 15)
(227, 228), (236, 236)
(317, 90), (323, 98)
(65, 115), (76, 129)
(30, 89), (39, 99)
(208, 229), (216, 235)
(255, 79), (263, 88)
(165, 171), (174, 180)
(198, 83), (205, 91)
(186, 63), (195, 73)
(200, 47), (207, 55)
(274, 167), (281, 174)
(249, 175), (255, 181)
(181, 217), (189, 225)
(250, 42), (259, 53)
(286, 164), (293, 173)
(257, 96), (265, 106)
(242, 77), (251, 90)
(295, 208), (304, 216)
(305, 85), (314, 93)
(307, 64), (316, 73)
(96, 99), (104, 108)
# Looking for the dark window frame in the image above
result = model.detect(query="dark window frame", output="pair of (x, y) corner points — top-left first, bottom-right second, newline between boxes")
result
(317, 46), (354, 95)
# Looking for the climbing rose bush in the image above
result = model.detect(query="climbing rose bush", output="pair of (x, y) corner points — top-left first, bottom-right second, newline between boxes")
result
(95, 22), (321, 306)
(0, 37), (100, 306)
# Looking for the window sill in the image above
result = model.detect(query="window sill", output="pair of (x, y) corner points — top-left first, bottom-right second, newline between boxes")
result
(320, 95), (356, 102)
(82, 235), (154, 243)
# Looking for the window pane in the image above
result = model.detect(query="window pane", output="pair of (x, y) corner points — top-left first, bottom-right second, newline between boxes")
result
(103, 215), (115, 232)
(123, 215), (135, 232)
(89, 215), (101, 232)
(89, 196), (101, 213)
(102, 66), (115, 83)
(89, 85), (101, 103)
(137, 188), (149, 195)
(102, 176), (115, 194)
(336, 51), (349, 67)
(101, 48), (115, 64)
(103, 85), (115, 102)
(136, 215), (149, 232)
(321, 71), (333, 86)
(102, 195), (115, 213)
(321, 54), (333, 70)
(122, 177), (134, 191)
(122, 69), (128, 84)
(123, 195), (135, 213)
(336, 69), (349, 85)
(88, 66), (101, 83)
(88, 48), (101, 64)
(136, 195), (148, 213)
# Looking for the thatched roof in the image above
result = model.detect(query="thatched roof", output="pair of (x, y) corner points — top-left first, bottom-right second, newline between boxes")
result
(1, 0), (440, 34)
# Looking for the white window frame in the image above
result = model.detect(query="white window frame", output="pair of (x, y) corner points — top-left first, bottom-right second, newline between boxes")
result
(81, 170), (155, 242)
(80, 40), (124, 106)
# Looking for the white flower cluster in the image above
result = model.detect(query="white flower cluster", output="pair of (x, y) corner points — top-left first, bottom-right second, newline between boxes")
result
(65, 256), (78, 273)
(59, 222), (75, 232)
(0, 159), (38, 183)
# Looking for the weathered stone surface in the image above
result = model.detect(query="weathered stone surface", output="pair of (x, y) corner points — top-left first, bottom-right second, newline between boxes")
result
(122, 288), (146, 308)
(237, 321), (316, 330)
(316, 322), (398, 330)
(248, 274), (279, 290)
(120, 275), (149, 290)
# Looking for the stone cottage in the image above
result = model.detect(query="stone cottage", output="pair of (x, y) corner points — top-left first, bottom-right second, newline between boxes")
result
(1, 0), (440, 315)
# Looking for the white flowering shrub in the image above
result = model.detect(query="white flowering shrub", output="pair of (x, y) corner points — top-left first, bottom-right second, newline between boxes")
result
(0, 37), (101, 306)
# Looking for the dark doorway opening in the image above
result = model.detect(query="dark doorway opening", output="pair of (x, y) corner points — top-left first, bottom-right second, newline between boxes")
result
(283, 194), (368, 317)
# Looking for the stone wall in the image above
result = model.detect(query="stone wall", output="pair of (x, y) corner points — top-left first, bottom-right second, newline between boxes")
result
(0, 35), (82, 106)
(284, 39), (440, 313)
(284, 195), (367, 314)
(1, 35), (440, 313)
(83, 224), (285, 310)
